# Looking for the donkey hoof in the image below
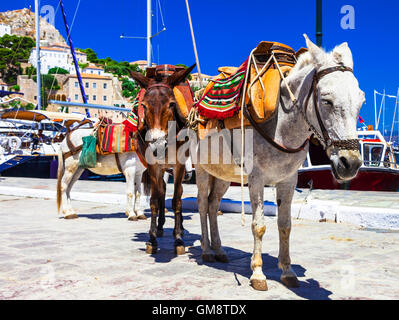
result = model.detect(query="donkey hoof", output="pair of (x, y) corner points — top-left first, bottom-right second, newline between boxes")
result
(145, 243), (157, 254)
(217, 210), (223, 216)
(202, 253), (216, 263)
(156, 229), (164, 237)
(250, 279), (268, 291)
(128, 215), (139, 221)
(175, 246), (185, 255)
(137, 214), (147, 220)
(215, 254), (229, 263)
(64, 214), (78, 219)
(281, 275), (300, 288)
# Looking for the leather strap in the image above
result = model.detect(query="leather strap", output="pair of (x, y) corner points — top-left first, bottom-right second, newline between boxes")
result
(243, 103), (309, 153)
(63, 145), (83, 160)
(115, 153), (123, 173)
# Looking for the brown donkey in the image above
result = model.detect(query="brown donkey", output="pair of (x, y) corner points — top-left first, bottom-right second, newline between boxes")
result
(129, 64), (195, 255)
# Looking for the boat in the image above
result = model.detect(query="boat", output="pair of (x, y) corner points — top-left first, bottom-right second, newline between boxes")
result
(0, 109), (94, 178)
(297, 128), (399, 191)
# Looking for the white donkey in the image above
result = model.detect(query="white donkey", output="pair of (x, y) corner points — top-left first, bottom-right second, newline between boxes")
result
(57, 127), (147, 220)
(194, 35), (364, 291)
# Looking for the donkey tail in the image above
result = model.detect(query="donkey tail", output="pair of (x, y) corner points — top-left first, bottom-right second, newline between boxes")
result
(142, 169), (151, 196)
(56, 149), (64, 214)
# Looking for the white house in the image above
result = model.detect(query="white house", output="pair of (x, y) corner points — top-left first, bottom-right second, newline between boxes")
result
(29, 44), (88, 75)
(82, 65), (105, 76)
(0, 24), (11, 37)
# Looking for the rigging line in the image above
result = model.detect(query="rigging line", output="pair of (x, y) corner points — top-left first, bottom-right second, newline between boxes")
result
(376, 90), (385, 130)
(389, 92), (398, 142)
(157, 0), (166, 29)
(69, 0), (81, 33)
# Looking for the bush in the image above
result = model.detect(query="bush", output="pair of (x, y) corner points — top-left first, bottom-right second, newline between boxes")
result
(48, 67), (69, 74)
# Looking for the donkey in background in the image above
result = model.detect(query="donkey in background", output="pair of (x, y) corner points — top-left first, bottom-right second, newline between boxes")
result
(56, 129), (147, 221)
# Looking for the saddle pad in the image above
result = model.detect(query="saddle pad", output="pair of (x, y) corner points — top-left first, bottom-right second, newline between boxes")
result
(196, 60), (248, 120)
(246, 41), (296, 122)
(97, 124), (136, 155)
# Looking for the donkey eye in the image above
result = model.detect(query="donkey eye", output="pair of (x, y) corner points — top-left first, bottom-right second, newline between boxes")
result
(322, 99), (333, 107)
(169, 102), (177, 109)
(141, 103), (147, 110)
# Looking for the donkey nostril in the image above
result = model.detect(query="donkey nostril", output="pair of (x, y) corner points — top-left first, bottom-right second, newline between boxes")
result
(339, 157), (350, 169)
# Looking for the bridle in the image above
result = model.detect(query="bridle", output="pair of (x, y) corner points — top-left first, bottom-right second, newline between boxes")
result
(244, 64), (360, 153)
(301, 65), (360, 151)
(136, 82), (184, 146)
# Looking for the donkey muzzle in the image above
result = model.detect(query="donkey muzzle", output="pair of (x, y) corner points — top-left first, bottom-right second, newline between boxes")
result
(330, 149), (362, 182)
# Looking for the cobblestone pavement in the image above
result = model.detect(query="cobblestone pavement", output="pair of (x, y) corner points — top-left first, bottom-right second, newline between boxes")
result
(0, 194), (398, 300)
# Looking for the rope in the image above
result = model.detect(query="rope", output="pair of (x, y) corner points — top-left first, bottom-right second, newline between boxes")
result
(239, 48), (255, 226)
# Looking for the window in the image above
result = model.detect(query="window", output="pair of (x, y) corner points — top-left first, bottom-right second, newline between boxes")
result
(363, 143), (383, 167)
(75, 82), (78, 88)
(93, 82), (97, 89)
(103, 83), (107, 89)
(86, 95), (89, 101)
(75, 94), (78, 100)
(98, 71), (101, 75)
(93, 95), (96, 101)
(85, 82), (89, 88)
(103, 96), (107, 101)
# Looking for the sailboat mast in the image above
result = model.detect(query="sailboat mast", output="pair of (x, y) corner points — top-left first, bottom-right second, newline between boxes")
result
(35, 0), (42, 110)
(147, 0), (152, 67)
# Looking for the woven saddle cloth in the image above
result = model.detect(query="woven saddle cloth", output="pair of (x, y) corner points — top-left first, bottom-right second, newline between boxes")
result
(196, 41), (305, 139)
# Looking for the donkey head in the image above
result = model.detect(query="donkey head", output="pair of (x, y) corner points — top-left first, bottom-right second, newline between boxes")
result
(129, 64), (195, 160)
(304, 34), (364, 182)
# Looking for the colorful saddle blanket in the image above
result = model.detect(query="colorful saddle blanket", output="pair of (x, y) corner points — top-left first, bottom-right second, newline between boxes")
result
(196, 60), (248, 120)
(97, 123), (136, 155)
(196, 41), (299, 123)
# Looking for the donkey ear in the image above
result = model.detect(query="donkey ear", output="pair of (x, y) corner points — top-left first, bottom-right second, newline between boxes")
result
(303, 34), (327, 69)
(129, 70), (150, 89)
(167, 64), (196, 87)
(332, 42), (353, 69)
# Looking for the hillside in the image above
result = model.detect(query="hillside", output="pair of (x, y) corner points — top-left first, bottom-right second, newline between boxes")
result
(0, 8), (66, 45)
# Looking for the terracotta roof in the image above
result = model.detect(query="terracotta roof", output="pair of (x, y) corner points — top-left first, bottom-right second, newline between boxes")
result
(69, 73), (111, 80)
(84, 65), (104, 70)
(40, 47), (66, 52)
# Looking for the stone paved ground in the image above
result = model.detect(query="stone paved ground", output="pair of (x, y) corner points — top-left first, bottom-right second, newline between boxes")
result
(0, 194), (398, 300)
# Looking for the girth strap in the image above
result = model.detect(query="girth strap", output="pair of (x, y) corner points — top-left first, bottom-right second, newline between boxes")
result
(115, 153), (123, 173)
(243, 103), (309, 154)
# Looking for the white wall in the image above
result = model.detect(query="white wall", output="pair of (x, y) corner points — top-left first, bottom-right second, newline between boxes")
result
(0, 24), (11, 37)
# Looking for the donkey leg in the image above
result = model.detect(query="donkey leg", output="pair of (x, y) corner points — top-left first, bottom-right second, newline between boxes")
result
(248, 175), (268, 291)
(124, 166), (138, 221)
(146, 166), (161, 254)
(276, 176), (299, 288)
(156, 174), (166, 237)
(208, 178), (230, 262)
(134, 171), (146, 219)
(62, 158), (81, 219)
(196, 166), (214, 262)
(172, 163), (186, 255)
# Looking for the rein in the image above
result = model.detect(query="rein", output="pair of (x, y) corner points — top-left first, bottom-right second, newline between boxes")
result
(244, 62), (360, 153)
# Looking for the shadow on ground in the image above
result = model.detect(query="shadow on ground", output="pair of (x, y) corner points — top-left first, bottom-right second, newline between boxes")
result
(131, 227), (201, 263)
(73, 212), (127, 220)
(187, 245), (333, 300)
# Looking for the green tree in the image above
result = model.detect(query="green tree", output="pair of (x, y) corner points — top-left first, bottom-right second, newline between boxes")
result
(121, 77), (140, 99)
(0, 34), (35, 84)
(33, 74), (60, 110)
(77, 48), (98, 63)
(48, 67), (69, 74)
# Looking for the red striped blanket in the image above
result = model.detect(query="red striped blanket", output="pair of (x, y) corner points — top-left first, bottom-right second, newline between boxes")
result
(98, 124), (136, 154)
(196, 59), (248, 119)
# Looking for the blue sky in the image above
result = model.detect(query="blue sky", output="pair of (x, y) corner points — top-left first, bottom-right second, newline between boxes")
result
(2, 0), (399, 133)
